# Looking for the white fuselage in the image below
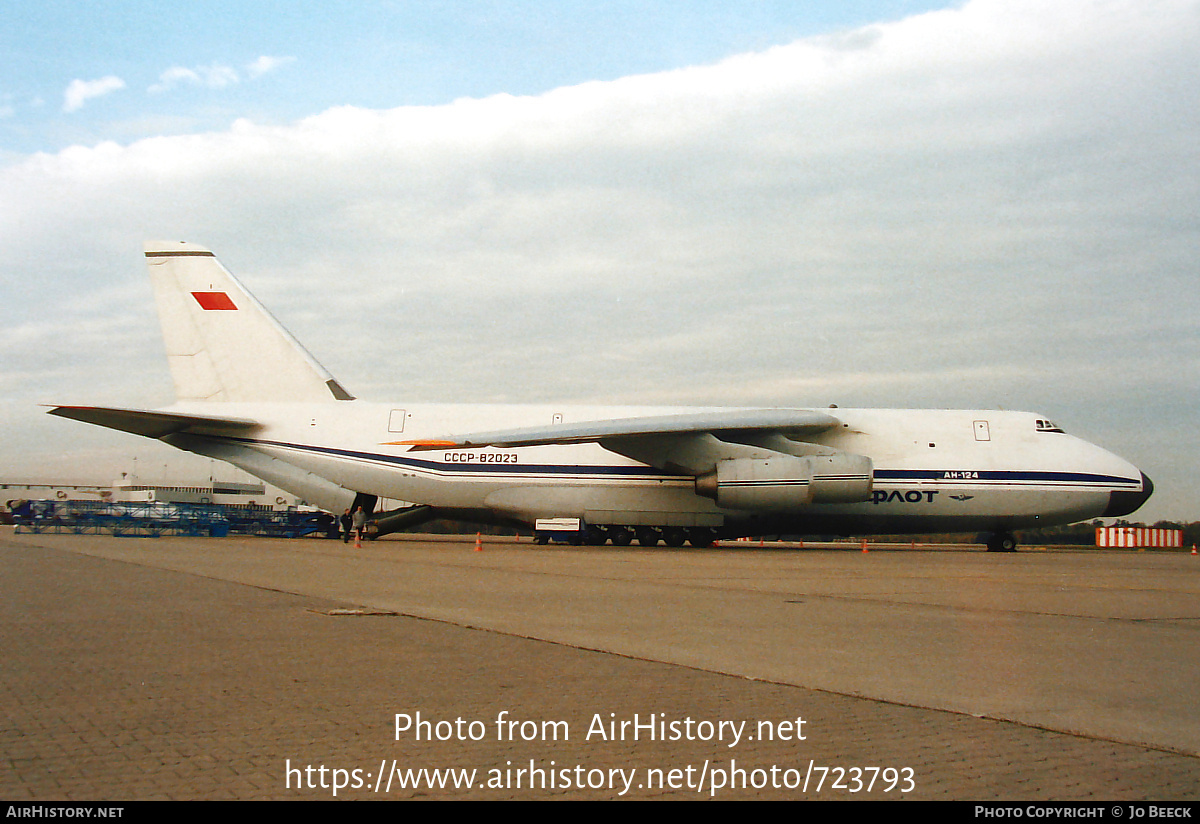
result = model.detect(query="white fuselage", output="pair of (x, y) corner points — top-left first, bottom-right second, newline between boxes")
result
(54, 244), (1151, 545)
(164, 401), (1144, 536)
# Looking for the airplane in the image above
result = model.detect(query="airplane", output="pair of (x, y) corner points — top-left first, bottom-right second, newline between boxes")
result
(48, 241), (1153, 552)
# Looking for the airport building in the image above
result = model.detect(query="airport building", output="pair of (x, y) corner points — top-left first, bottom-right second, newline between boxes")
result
(2, 475), (299, 510)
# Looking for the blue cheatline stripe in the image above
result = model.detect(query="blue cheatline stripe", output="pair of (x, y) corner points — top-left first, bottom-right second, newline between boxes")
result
(873, 469), (1140, 487)
(207, 435), (1140, 489)
(721, 480), (810, 487)
(217, 436), (675, 480)
(144, 250), (215, 258)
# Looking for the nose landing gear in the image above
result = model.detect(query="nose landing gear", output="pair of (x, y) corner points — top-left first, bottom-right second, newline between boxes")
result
(986, 532), (1017, 552)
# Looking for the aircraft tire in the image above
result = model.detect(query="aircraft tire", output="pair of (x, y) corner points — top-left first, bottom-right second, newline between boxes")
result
(636, 528), (659, 547)
(662, 527), (687, 548)
(687, 528), (716, 548)
(987, 532), (1018, 552)
(610, 527), (633, 546)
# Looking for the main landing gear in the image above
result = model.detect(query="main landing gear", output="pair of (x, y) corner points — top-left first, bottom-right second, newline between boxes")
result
(986, 532), (1018, 553)
(564, 526), (719, 548)
(633, 527), (717, 548)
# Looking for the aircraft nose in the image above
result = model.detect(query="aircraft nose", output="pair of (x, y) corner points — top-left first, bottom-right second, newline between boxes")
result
(1103, 472), (1154, 518)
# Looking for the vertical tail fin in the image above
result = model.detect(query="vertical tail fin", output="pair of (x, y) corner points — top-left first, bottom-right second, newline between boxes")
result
(145, 241), (354, 403)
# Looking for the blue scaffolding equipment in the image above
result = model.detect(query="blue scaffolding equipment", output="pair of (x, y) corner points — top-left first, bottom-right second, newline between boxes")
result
(11, 500), (336, 539)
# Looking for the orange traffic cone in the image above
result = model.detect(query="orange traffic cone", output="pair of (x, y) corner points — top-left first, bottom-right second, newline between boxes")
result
(1192, 545), (1197, 556)
(475, 533), (483, 552)
(861, 540), (869, 553)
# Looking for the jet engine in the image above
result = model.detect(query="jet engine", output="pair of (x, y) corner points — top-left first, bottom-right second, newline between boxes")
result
(695, 453), (873, 510)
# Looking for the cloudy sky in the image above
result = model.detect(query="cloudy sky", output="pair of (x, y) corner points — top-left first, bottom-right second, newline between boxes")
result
(1, 0), (1196, 523)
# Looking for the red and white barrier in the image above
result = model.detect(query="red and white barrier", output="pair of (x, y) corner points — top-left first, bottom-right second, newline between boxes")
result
(1095, 527), (1182, 548)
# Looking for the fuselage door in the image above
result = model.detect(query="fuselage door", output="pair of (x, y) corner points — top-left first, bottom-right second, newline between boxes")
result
(973, 420), (991, 441)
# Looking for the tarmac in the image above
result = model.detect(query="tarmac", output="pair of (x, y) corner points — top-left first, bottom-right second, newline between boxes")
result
(2, 529), (1198, 800)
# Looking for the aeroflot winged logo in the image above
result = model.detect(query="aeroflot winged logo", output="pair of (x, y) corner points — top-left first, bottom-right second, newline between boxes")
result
(191, 291), (238, 310)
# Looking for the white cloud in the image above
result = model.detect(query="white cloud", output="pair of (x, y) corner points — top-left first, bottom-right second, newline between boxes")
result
(62, 76), (126, 112)
(3, 0), (1199, 519)
(147, 57), (294, 94)
(148, 64), (240, 93)
(246, 55), (296, 79)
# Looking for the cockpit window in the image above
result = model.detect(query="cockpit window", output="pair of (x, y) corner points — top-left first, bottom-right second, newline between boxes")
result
(1035, 419), (1065, 433)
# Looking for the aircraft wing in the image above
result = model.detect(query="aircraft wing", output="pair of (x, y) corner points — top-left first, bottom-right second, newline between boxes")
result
(46, 405), (259, 439)
(397, 408), (841, 450)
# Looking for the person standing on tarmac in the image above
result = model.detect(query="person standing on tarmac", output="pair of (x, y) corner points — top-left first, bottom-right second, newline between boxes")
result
(352, 506), (367, 547)
(340, 508), (352, 543)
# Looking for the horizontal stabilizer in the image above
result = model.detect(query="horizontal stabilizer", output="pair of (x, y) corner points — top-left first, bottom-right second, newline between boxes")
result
(396, 408), (841, 450)
(47, 405), (259, 439)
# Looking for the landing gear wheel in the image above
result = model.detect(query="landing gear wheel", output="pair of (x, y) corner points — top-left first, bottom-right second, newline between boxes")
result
(687, 528), (716, 548)
(584, 526), (608, 546)
(662, 528), (687, 548)
(636, 528), (659, 547)
(986, 532), (1017, 553)
(610, 527), (633, 546)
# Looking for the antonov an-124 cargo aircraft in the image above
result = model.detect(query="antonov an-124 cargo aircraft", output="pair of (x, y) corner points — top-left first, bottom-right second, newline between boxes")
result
(50, 242), (1152, 551)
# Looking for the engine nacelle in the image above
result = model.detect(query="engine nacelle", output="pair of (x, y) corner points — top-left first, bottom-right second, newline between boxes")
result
(807, 453), (874, 503)
(695, 453), (873, 510)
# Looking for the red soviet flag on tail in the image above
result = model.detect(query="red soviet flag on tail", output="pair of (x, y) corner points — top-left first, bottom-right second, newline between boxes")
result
(191, 291), (238, 310)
